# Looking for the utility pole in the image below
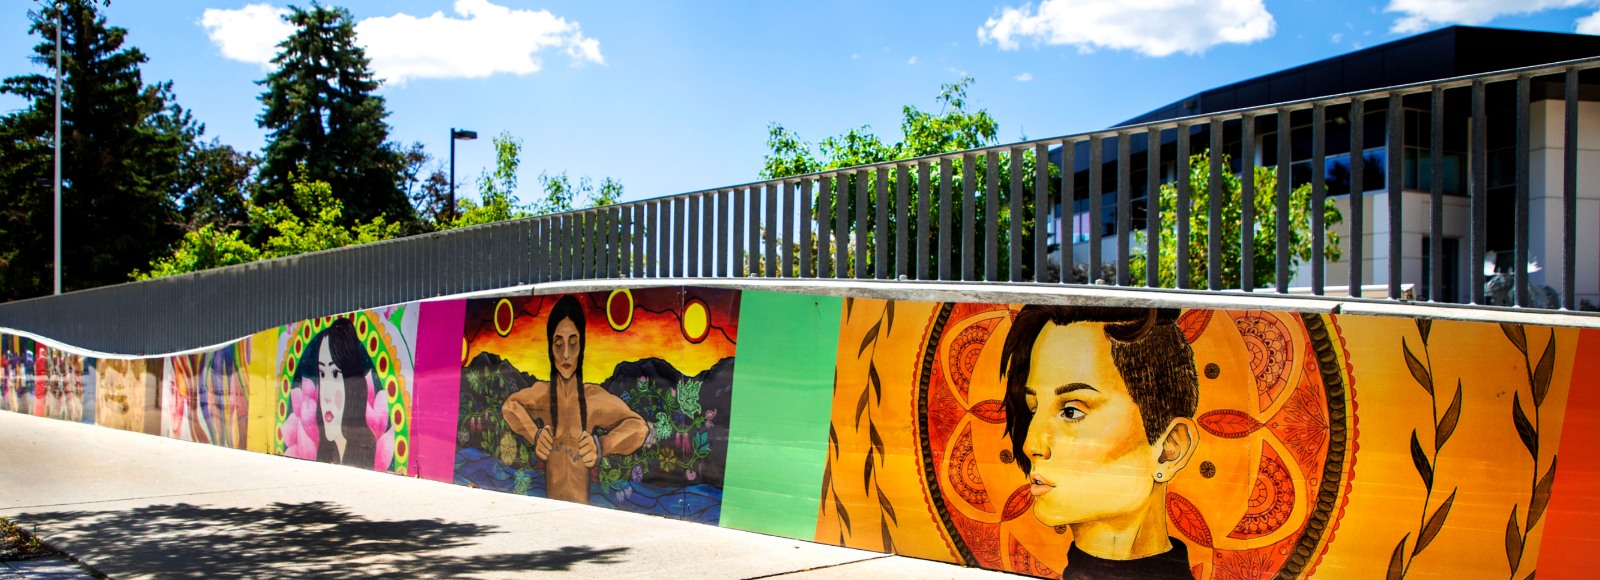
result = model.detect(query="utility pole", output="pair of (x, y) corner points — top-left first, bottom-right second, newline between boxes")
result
(53, 1), (62, 295)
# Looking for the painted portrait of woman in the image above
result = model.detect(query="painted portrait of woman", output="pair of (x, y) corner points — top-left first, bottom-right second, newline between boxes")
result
(280, 318), (396, 470)
(502, 295), (647, 504)
(1000, 306), (1200, 580)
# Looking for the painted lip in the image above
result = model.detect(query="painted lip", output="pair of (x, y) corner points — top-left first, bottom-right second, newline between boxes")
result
(1029, 474), (1055, 496)
(324, 411), (334, 423)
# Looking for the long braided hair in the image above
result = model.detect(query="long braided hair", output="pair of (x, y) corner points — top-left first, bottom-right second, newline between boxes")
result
(546, 295), (589, 433)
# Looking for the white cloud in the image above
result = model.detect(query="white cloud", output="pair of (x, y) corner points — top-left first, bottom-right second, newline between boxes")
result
(199, 0), (603, 84)
(908, 56), (918, 64)
(1015, 72), (1034, 81)
(200, 4), (294, 67)
(977, 0), (1276, 57)
(1384, 0), (1600, 34)
(1331, 33), (1343, 43)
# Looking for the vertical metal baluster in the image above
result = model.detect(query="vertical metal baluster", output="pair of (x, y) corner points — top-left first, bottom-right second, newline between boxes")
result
(630, 207), (640, 279)
(574, 213), (586, 280)
(818, 177), (832, 278)
(767, 183), (779, 278)
(1429, 88), (1443, 302)
(1176, 125), (1191, 289)
(1515, 75), (1531, 307)
(752, 185), (765, 277)
(1350, 98), (1366, 298)
(1062, 139), (1075, 284)
(686, 195), (699, 277)
(607, 209), (619, 279)
(1147, 128), (1161, 288)
(1036, 143), (1051, 283)
(1120, 134), (1135, 287)
(961, 155), (978, 281)
(734, 187), (747, 277)
(646, 205), (657, 279)
(707, 193), (720, 277)
(1388, 93), (1404, 300)
(1241, 115), (1256, 291)
(1281, 108), (1295, 295)
(1313, 104), (1327, 297)
(986, 151), (999, 282)
(940, 159), (953, 281)
(1010, 147), (1024, 282)
(855, 169), (868, 279)
(1564, 67), (1579, 310)
(784, 181), (796, 277)
(876, 167), (888, 279)
(1209, 120), (1223, 291)
(898, 165), (910, 279)
(916, 161), (930, 281)
(838, 174), (850, 279)
(533, 218), (544, 283)
(718, 190), (730, 278)
(675, 197), (686, 278)
(1089, 136), (1103, 283)
(800, 181), (813, 278)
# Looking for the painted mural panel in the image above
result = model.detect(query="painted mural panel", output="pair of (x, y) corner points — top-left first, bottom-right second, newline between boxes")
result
(92, 358), (162, 435)
(0, 335), (95, 424)
(273, 303), (420, 473)
(160, 344), (251, 448)
(454, 288), (739, 523)
(817, 299), (1590, 580)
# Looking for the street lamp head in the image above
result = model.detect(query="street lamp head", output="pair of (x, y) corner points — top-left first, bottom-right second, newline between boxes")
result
(452, 129), (478, 140)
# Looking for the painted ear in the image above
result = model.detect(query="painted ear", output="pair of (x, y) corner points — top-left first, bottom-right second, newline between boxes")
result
(1156, 418), (1198, 482)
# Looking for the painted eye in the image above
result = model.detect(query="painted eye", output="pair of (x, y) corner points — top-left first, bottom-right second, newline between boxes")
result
(1061, 406), (1086, 421)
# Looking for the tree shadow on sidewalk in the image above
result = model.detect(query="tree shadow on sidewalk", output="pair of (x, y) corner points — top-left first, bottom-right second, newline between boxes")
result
(12, 501), (629, 579)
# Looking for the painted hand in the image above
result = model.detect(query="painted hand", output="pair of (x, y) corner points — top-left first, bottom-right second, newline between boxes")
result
(534, 426), (553, 461)
(576, 434), (598, 468)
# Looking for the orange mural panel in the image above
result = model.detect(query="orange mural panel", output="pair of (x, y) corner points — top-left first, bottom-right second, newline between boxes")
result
(819, 301), (1589, 580)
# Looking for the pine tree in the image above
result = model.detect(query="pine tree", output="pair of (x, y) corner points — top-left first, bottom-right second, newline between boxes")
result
(255, 3), (412, 227)
(0, 0), (197, 300)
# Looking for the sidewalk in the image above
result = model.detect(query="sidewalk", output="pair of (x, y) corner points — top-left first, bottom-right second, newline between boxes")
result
(0, 413), (1010, 579)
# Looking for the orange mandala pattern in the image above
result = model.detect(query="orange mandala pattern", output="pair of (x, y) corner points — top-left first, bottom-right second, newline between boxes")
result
(910, 305), (1357, 579)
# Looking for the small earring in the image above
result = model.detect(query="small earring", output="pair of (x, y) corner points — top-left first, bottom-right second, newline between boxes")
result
(1156, 472), (1164, 479)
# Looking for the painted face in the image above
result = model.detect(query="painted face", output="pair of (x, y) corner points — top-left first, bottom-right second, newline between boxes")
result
(551, 318), (581, 381)
(1021, 323), (1165, 527)
(317, 340), (345, 439)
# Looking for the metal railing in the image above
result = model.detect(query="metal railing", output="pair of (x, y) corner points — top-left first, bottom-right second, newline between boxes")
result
(3, 55), (1597, 354)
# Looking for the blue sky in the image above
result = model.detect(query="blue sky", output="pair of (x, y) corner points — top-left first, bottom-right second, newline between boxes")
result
(3, 0), (1598, 205)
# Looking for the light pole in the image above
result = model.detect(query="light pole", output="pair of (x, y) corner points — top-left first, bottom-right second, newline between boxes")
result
(449, 128), (477, 223)
(53, 1), (62, 295)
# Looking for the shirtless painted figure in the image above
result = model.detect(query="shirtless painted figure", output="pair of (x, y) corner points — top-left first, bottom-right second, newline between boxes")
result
(503, 295), (647, 504)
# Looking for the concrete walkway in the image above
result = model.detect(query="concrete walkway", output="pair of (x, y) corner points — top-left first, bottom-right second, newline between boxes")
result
(0, 413), (1009, 579)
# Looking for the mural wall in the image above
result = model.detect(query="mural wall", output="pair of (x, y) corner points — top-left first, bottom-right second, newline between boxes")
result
(5, 287), (1600, 580)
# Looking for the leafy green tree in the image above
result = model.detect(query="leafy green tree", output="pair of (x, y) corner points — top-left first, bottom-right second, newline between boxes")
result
(133, 167), (400, 280)
(1129, 150), (1343, 290)
(450, 131), (622, 228)
(130, 224), (260, 281)
(762, 77), (1044, 280)
(255, 2), (411, 227)
(177, 139), (259, 231)
(0, 0), (199, 299)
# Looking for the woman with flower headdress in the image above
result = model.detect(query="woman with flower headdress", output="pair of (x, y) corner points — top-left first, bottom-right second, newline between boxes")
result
(280, 319), (396, 470)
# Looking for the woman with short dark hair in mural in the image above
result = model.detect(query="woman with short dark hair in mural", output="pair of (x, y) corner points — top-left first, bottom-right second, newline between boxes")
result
(502, 295), (647, 504)
(281, 318), (395, 470)
(1000, 306), (1201, 580)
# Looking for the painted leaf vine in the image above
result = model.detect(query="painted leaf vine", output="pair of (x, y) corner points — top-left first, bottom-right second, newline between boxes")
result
(1394, 319), (1460, 579)
(1505, 325), (1557, 580)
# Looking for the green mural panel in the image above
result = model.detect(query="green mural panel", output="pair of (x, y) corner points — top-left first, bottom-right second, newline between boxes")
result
(719, 291), (842, 539)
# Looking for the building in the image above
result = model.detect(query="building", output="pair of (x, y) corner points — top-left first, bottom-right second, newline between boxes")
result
(1053, 26), (1600, 306)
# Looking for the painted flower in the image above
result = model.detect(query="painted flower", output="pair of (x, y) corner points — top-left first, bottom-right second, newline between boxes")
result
(631, 465), (644, 482)
(686, 469), (697, 481)
(705, 409), (717, 421)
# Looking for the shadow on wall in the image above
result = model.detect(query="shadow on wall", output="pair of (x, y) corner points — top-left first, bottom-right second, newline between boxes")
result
(15, 501), (629, 579)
